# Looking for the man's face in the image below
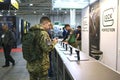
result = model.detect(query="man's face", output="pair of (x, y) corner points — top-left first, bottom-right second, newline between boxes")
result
(2, 25), (7, 31)
(77, 28), (81, 31)
(44, 21), (51, 30)
(66, 26), (70, 30)
(47, 24), (53, 30)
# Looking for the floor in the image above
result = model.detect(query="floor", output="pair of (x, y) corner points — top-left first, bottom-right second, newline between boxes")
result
(0, 45), (29, 80)
(0, 45), (55, 80)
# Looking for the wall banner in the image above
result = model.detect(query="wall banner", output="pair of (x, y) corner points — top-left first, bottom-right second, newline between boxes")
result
(89, 0), (100, 55)
(81, 6), (89, 54)
(100, 0), (118, 69)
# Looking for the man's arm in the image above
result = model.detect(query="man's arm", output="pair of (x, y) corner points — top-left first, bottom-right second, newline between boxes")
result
(38, 31), (57, 53)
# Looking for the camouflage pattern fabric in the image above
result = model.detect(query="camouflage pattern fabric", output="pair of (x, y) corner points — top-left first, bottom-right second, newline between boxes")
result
(22, 29), (37, 62)
(25, 24), (57, 80)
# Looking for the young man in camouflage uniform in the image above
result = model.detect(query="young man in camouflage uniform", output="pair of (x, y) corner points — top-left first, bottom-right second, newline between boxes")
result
(26, 16), (58, 80)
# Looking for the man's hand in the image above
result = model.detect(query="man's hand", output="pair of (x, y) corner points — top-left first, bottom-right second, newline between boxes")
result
(53, 38), (58, 43)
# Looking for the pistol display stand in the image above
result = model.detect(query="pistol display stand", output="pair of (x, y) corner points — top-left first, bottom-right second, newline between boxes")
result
(75, 50), (80, 61)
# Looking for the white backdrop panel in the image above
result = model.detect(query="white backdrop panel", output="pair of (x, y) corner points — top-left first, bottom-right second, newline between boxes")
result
(81, 6), (89, 55)
(117, 0), (120, 72)
(100, 0), (118, 69)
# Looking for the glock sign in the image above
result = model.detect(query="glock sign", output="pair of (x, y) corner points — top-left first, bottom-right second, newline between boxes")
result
(102, 8), (114, 27)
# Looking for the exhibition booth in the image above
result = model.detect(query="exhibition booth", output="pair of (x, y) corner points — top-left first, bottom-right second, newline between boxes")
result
(81, 0), (120, 72)
(0, 0), (120, 79)
(52, 0), (120, 79)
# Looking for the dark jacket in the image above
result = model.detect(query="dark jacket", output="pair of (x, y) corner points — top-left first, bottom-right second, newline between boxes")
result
(1, 30), (15, 47)
(62, 29), (67, 38)
(62, 30), (70, 41)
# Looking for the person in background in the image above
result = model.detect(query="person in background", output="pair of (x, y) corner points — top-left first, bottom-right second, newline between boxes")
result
(1, 24), (15, 67)
(0, 30), (3, 48)
(62, 27), (65, 38)
(76, 26), (81, 50)
(64, 29), (78, 48)
(62, 24), (78, 48)
(58, 28), (63, 38)
(47, 24), (54, 77)
(62, 24), (71, 41)
(26, 16), (58, 80)
(48, 24), (54, 39)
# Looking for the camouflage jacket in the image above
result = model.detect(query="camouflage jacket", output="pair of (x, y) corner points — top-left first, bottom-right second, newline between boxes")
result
(27, 24), (57, 74)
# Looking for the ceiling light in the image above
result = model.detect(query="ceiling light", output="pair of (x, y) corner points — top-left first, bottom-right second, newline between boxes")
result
(1, 10), (4, 12)
(14, 13), (17, 15)
(0, 14), (3, 16)
(42, 13), (45, 15)
(34, 11), (36, 13)
(65, 11), (67, 14)
(29, 3), (33, 6)
(8, 10), (10, 12)
(52, 0), (89, 9)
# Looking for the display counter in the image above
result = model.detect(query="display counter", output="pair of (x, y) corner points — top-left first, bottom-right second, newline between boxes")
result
(52, 43), (120, 80)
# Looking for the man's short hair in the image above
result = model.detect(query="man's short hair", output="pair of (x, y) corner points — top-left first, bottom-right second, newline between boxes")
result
(40, 16), (51, 24)
(77, 25), (81, 28)
(65, 24), (70, 28)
